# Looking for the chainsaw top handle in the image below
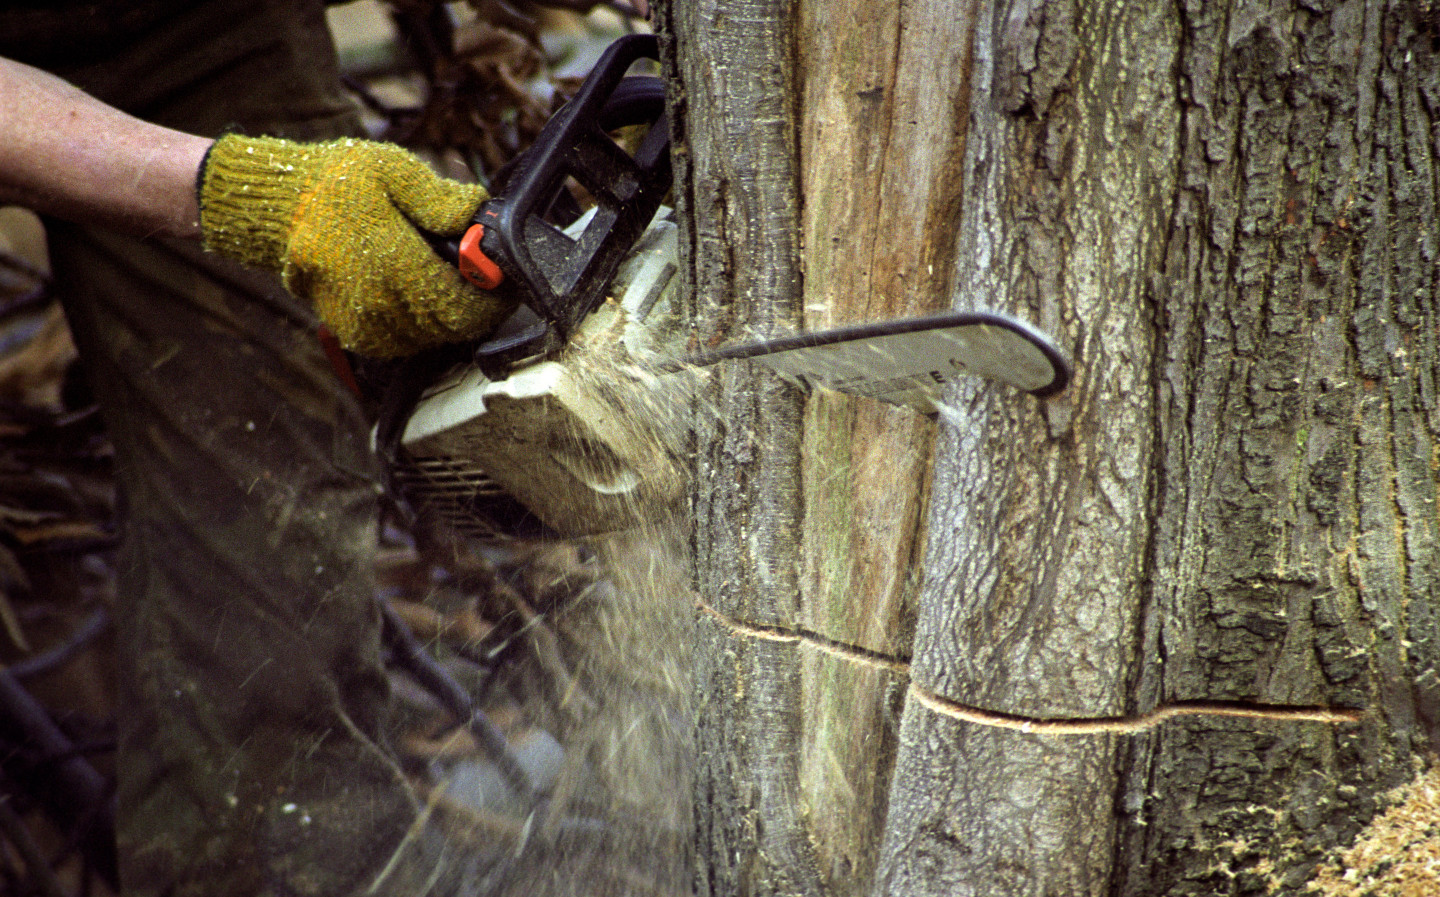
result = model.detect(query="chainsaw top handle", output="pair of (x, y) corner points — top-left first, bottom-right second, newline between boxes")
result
(433, 33), (671, 362)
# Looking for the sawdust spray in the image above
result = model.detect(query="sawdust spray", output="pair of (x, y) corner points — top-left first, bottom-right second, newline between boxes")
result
(442, 337), (704, 897)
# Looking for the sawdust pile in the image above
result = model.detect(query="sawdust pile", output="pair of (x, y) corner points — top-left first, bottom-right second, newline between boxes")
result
(1304, 762), (1440, 897)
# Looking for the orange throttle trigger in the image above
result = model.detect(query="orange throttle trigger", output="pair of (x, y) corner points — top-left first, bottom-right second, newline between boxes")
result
(457, 224), (504, 290)
(421, 34), (667, 362)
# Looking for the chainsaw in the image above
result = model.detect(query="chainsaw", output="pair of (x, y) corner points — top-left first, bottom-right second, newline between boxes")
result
(376, 33), (1071, 540)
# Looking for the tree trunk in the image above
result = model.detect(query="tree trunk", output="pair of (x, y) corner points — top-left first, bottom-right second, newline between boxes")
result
(660, 0), (1440, 894)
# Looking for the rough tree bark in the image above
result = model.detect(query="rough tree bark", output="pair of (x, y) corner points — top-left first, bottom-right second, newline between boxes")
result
(660, 0), (1440, 895)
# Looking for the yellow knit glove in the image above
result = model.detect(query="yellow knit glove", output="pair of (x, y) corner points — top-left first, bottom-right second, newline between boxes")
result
(198, 134), (514, 357)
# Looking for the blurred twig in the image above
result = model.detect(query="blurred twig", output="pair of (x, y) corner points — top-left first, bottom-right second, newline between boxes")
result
(9, 610), (110, 681)
(0, 669), (118, 891)
(0, 791), (71, 897)
(381, 600), (536, 800)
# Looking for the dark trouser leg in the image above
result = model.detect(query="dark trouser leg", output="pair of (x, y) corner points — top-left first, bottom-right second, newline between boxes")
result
(47, 229), (451, 896)
(11, 1), (480, 890)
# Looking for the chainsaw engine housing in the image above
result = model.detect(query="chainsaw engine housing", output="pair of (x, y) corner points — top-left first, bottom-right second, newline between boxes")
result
(395, 214), (689, 539)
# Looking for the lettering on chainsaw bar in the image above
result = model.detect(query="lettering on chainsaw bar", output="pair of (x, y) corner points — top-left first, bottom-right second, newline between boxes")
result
(818, 362), (964, 403)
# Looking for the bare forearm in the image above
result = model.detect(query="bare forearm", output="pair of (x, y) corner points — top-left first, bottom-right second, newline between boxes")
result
(0, 58), (212, 239)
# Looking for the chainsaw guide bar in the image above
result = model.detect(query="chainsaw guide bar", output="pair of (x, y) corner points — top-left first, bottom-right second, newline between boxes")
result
(664, 310), (1070, 409)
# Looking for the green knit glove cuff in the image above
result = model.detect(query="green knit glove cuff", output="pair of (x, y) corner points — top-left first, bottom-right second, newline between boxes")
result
(199, 134), (511, 357)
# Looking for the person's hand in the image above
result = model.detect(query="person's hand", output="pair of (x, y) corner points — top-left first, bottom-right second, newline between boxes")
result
(198, 134), (513, 357)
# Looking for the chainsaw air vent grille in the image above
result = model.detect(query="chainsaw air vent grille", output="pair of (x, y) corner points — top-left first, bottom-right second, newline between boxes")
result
(394, 455), (554, 539)
(401, 456), (507, 498)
